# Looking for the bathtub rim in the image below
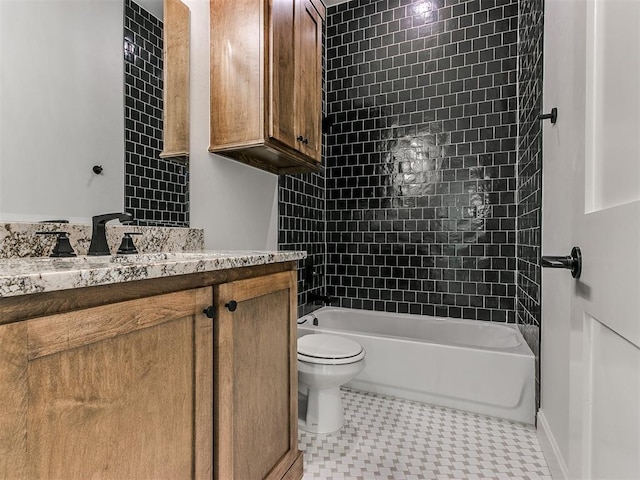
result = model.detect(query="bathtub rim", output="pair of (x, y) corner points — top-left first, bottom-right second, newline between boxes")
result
(298, 306), (534, 358)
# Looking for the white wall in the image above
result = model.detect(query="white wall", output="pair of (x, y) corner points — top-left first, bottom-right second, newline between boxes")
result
(185, 0), (279, 250)
(0, 0), (124, 223)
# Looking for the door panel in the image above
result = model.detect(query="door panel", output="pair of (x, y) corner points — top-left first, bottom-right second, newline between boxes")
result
(579, 3), (640, 476)
(584, 316), (640, 479)
(542, 0), (640, 478)
(581, 203), (640, 348)
(585, 0), (640, 212)
(583, 0), (640, 349)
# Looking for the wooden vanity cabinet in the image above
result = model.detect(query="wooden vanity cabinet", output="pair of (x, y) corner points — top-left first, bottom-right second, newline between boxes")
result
(209, 0), (325, 174)
(0, 263), (302, 480)
(0, 288), (214, 479)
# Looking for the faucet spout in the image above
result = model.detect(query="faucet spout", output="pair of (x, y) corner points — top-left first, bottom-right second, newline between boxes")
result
(88, 212), (133, 256)
(308, 292), (335, 306)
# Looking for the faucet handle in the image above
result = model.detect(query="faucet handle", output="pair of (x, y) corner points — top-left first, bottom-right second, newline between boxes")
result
(117, 232), (142, 255)
(36, 231), (77, 257)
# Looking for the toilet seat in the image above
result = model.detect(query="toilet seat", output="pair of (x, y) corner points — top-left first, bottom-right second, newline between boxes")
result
(297, 334), (365, 365)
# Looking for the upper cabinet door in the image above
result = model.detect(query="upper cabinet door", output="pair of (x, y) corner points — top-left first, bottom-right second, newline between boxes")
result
(270, 0), (298, 151)
(210, 0), (265, 150)
(295, 0), (323, 163)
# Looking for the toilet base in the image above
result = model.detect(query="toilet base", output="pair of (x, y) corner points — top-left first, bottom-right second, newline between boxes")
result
(298, 386), (344, 434)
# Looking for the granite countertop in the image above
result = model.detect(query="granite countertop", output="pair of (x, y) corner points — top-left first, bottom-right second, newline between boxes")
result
(0, 251), (306, 298)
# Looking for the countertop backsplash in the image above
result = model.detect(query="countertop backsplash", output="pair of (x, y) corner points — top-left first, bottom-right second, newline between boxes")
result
(0, 222), (204, 258)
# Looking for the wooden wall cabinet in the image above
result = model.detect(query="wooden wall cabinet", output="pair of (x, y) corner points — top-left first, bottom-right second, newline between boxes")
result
(210, 0), (325, 175)
(0, 263), (301, 480)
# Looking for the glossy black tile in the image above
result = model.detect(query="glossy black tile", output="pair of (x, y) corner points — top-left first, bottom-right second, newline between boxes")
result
(320, 0), (519, 323)
(280, 0), (542, 332)
(517, 0), (544, 409)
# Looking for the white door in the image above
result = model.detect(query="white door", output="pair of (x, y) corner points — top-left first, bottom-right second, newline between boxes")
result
(541, 0), (640, 479)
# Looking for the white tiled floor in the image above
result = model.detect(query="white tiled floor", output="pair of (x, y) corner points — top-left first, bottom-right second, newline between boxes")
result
(298, 388), (551, 480)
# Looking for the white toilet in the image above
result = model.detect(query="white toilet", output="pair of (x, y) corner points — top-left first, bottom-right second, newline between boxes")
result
(297, 333), (365, 434)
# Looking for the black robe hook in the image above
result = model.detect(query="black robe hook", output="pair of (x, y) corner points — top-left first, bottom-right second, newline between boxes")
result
(539, 108), (558, 124)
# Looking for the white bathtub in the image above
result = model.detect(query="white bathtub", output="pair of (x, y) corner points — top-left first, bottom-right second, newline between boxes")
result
(297, 306), (535, 425)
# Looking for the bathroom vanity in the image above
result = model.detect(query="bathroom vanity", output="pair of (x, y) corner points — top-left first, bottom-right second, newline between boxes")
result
(0, 251), (304, 479)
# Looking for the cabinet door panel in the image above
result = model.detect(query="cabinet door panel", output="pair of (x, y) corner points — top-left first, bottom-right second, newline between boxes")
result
(195, 288), (214, 479)
(270, 0), (297, 150)
(0, 287), (214, 480)
(28, 318), (194, 479)
(215, 271), (299, 480)
(296, 0), (322, 162)
(233, 290), (290, 478)
(210, 0), (264, 148)
(0, 323), (28, 478)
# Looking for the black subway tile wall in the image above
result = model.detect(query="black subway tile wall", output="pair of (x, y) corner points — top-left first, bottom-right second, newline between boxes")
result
(279, 173), (326, 317)
(324, 0), (519, 321)
(124, 0), (189, 227)
(517, 0), (544, 408)
(279, 25), (328, 318)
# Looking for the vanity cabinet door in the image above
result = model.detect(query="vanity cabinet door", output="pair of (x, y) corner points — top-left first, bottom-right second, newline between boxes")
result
(215, 271), (301, 480)
(0, 288), (213, 479)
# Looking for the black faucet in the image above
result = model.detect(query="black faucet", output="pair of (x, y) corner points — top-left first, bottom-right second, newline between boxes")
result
(88, 212), (133, 255)
(308, 292), (335, 305)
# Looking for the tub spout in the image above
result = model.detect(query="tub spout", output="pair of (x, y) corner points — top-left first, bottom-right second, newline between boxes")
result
(308, 292), (335, 305)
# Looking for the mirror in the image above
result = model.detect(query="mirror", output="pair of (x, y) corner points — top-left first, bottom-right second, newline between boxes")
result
(129, 0), (190, 158)
(137, 0), (164, 19)
(0, 0), (189, 225)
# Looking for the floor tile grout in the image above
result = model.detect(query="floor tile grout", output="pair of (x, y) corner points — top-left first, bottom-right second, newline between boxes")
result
(298, 388), (551, 480)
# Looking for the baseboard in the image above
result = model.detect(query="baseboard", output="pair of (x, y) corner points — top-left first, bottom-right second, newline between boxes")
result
(537, 409), (569, 480)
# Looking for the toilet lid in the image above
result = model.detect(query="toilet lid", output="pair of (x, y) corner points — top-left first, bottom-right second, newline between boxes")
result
(297, 334), (365, 365)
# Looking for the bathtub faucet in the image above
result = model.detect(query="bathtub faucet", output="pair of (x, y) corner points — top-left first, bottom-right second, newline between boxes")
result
(308, 292), (335, 305)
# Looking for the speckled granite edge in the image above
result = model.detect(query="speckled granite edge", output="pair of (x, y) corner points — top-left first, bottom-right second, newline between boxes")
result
(0, 251), (306, 298)
(0, 222), (204, 258)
